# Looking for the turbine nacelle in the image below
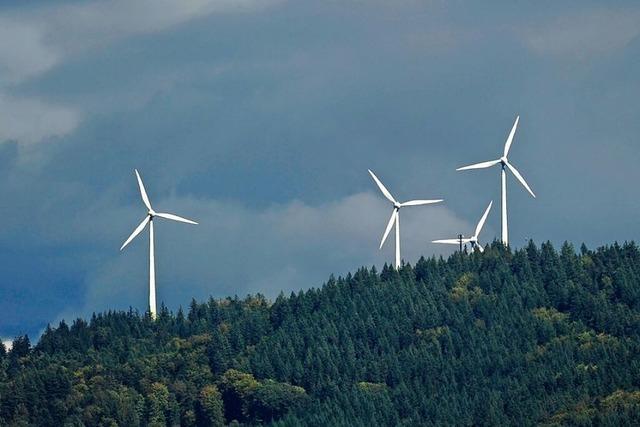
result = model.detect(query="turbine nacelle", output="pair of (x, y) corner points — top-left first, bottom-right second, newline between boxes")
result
(121, 170), (198, 251)
(456, 116), (535, 197)
(368, 169), (442, 268)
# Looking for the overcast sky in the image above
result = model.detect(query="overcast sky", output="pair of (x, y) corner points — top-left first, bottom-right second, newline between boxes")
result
(1, 0), (639, 341)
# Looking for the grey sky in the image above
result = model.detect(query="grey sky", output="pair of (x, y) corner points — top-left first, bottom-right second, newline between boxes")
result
(0, 0), (639, 340)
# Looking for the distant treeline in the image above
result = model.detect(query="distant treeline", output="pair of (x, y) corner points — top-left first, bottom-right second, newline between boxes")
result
(1, 241), (640, 426)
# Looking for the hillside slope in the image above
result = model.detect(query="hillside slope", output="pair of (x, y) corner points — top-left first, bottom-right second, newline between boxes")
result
(2, 241), (640, 426)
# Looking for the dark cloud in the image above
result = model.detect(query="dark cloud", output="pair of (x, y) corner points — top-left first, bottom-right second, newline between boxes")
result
(0, 1), (639, 338)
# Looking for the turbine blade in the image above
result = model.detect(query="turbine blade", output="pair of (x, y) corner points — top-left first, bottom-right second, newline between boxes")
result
(135, 169), (152, 211)
(474, 201), (493, 238)
(505, 161), (536, 198)
(379, 209), (398, 249)
(477, 244), (485, 253)
(155, 212), (198, 225)
(401, 199), (443, 207)
(432, 239), (466, 245)
(456, 159), (501, 171)
(368, 169), (397, 204)
(120, 216), (150, 251)
(503, 115), (520, 157)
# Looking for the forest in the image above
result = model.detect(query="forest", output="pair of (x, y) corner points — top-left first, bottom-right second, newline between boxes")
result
(1, 241), (640, 426)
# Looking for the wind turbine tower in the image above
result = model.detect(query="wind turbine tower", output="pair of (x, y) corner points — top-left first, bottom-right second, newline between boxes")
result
(456, 116), (535, 246)
(120, 169), (198, 319)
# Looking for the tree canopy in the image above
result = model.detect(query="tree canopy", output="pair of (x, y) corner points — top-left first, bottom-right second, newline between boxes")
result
(2, 241), (640, 425)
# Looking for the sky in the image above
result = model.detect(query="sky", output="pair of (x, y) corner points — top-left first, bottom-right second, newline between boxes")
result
(1, 0), (639, 342)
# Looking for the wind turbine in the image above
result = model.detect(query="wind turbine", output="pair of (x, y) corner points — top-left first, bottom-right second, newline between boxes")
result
(120, 169), (198, 320)
(368, 169), (443, 269)
(456, 116), (535, 245)
(433, 201), (492, 253)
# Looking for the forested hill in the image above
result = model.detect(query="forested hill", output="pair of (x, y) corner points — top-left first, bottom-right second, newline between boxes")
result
(2, 242), (640, 426)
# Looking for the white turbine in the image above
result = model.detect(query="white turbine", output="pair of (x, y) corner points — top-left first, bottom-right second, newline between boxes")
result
(456, 116), (535, 246)
(433, 201), (492, 253)
(368, 169), (443, 269)
(120, 169), (198, 320)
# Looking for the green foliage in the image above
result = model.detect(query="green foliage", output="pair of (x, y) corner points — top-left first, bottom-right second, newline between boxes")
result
(147, 382), (170, 426)
(10, 335), (30, 358)
(1, 241), (640, 425)
(217, 369), (307, 424)
(218, 369), (260, 423)
(542, 389), (640, 426)
(356, 381), (387, 393)
(249, 380), (308, 423)
(199, 385), (224, 426)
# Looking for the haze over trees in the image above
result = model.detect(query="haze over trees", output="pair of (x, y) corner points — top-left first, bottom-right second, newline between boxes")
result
(1, 241), (640, 425)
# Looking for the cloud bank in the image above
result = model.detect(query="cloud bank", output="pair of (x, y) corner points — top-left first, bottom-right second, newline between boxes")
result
(524, 8), (640, 59)
(1, 1), (639, 341)
(0, 0), (285, 146)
